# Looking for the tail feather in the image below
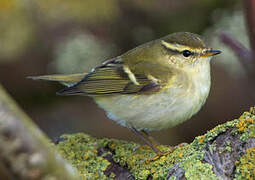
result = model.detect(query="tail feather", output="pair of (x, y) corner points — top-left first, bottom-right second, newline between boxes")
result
(27, 73), (86, 87)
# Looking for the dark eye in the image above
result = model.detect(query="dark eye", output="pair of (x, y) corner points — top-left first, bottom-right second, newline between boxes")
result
(182, 50), (191, 57)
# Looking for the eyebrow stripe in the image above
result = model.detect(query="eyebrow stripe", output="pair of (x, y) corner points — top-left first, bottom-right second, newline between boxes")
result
(161, 40), (203, 53)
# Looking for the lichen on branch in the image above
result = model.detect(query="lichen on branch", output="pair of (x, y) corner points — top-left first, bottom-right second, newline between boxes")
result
(56, 107), (255, 180)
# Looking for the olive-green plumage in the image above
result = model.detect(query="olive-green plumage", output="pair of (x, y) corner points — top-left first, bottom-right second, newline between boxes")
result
(29, 32), (221, 158)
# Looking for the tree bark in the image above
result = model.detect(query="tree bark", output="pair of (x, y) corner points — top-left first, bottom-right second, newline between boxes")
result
(0, 84), (80, 180)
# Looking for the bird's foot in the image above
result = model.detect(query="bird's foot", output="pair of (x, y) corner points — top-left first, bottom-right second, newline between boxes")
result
(145, 147), (174, 163)
(145, 143), (188, 163)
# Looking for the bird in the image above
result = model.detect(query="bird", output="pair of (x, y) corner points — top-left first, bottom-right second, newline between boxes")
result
(29, 32), (221, 160)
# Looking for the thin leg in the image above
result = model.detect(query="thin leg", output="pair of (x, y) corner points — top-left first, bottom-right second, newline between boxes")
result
(131, 127), (161, 154)
(130, 127), (175, 162)
(141, 130), (160, 146)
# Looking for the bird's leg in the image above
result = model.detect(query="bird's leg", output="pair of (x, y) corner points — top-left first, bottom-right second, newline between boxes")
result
(131, 127), (173, 162)
(141, 130), (160, 146)
(131, 127), (161, 154)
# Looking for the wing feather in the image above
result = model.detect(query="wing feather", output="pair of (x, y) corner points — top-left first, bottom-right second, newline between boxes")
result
(57, 59), (158, 95)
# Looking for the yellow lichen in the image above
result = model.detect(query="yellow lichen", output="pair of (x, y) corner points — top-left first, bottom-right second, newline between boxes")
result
(235, 147), (255, 180)
(56, 133), (111, 179)
(235, 116), (255, 133)
(236, 119), (248, 132)
(198, 135), (205, 143)
(56, 107), (255, 179)
(153, 173), (159, 179)
(83, 154), (89, 160)
(151, 168), (156, 173)
(247, 118), (254, 124)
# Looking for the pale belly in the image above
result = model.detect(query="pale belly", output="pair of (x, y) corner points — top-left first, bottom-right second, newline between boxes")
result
(94, 82), (210, 131)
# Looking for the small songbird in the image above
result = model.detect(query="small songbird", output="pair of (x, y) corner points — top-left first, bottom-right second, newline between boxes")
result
(29, 32), (221, 160)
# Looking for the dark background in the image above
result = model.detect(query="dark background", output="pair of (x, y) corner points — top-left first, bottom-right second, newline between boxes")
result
(0, 0), (252, 146)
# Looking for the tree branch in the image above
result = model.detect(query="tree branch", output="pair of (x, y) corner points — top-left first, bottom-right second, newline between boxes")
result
(219, 0), (255, 75)
(0, 84), (80, 180)
(56, 107), (255, 179)
(243, 0), (255, 52)
(219, 32), (254, 73)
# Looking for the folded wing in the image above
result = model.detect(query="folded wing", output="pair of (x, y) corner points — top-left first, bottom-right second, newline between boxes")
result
(57, 59), (159, 96)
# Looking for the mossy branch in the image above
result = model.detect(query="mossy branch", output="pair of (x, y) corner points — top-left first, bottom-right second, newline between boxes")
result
(56, 108), (255, 180)
(0, 84), (80, 180)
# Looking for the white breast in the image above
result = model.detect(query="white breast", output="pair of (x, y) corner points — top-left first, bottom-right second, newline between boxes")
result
(94, 60), (211, 131)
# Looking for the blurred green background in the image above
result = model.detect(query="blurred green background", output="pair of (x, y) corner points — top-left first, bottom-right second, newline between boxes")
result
(0, 0), (252, 149)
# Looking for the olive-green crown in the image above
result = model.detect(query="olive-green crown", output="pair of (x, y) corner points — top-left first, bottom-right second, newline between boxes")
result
(162, 32), (207, 49)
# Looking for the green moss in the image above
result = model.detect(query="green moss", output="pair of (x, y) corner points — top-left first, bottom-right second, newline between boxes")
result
(56, 107), (255, 179)
(234, 147), (255, 180)
(183, 160), (219, 180)
(224, 141), (232, 153)
(238, 118), (255, 141)
(56, 133), (111, 179)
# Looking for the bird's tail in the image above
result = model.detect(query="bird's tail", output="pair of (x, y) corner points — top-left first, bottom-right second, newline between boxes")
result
(27, 73), (87, 87)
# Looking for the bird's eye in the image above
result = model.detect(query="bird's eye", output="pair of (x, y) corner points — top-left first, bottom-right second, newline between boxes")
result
(182, 50), (191, 57)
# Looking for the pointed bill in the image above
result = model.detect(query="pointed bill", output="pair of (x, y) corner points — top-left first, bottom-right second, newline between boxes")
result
(201, 49), (221, 57)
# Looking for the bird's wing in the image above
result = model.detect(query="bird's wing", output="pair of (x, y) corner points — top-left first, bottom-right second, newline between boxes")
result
(57, 58), (162, 96)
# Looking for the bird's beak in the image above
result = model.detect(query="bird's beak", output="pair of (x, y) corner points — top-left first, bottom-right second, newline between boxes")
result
(201, 49), (221, 57)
